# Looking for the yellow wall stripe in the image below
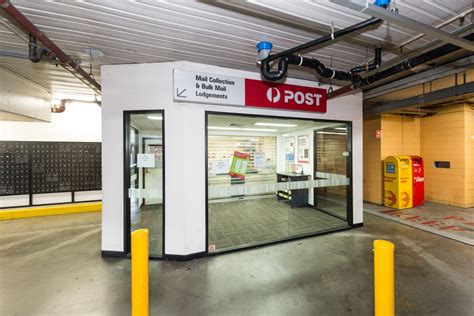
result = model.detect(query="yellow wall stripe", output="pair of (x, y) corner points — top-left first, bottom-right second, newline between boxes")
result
(0, 202), (102, 220)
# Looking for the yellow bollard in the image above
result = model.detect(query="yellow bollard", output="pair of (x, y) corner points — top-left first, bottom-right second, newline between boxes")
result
(374, 240), (395, 316)
(132, 229), (149, 316)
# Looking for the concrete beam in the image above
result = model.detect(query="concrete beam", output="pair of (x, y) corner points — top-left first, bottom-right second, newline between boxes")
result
(364, 57), (474, 99)
(363, 81), (474, 117)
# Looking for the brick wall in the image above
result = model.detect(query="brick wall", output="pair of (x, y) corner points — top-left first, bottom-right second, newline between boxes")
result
(381, 114), (421, 159)
(465, 106), (474, 207)
(363, 116), (382, 204)
(363, 107), (472, 208)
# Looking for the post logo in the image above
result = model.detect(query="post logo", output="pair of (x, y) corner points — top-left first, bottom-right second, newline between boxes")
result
(266, 87), (281, 103)
(266, 87), (322, 106)
(245, 78), (327, 113)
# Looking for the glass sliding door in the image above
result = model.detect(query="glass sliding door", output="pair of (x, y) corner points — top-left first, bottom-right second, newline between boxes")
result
(125, 111), (164, 258)
(313, 123), (351, 220)
(206, 113), (351, 254)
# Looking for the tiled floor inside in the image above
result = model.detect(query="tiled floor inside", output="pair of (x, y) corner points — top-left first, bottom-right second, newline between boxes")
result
(208, 197), (348, 251)
(131, 203), (163, 256)
(364, 201), (474, 245)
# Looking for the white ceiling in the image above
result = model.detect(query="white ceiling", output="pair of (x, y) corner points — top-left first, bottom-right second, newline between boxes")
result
(130, 113), (163, 131)
(0, 0), (472, 98)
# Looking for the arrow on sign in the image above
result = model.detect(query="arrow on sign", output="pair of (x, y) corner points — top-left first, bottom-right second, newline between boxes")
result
(385, 190), (396, 206)
(401, 191), (410, 207)
(176, 88), (187, 98)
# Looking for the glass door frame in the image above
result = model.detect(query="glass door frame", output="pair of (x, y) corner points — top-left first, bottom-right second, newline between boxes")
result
(123, 110), (165, 259)
(205, 111), (354, 256)
(313, 123), (353, 224)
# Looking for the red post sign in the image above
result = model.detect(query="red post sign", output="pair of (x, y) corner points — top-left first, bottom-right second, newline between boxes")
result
(244, 79), (327, 113)
(410, 155), (424, 207)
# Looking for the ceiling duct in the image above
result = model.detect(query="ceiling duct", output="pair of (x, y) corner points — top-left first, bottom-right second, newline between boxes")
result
(257, 16), (385, 83)
(256, 0), (391, 84)
(331, 33), (474, 98)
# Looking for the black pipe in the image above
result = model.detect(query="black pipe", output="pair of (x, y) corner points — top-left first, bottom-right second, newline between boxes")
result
(350, 47), (382, 73)
(259, 57), (289, 82)
(362, 32), (474, 86)
(268, 17), (383, 61)
(28, 34), (49, 63)
(286, 54), (361, 83)
(330, 32), (474, 98)
(260, 16), (384, 81)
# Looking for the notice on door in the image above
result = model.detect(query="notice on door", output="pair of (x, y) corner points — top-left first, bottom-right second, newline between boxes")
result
(137, 153), (155, 168)
(173, 69), (245, 106)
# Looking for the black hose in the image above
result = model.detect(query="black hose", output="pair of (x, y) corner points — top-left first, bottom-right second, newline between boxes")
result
(268, 17), (382, 61)
(350, 47), (382, 73)
(363, 33), (474, 85)
(260, 16), (383, 82)
(286, 54), (363, 85)
(260, 57), (289, 81)
(29, 34), (49, 63)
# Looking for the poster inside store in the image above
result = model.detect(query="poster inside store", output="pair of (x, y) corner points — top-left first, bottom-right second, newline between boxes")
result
(298, 135), (309, 163)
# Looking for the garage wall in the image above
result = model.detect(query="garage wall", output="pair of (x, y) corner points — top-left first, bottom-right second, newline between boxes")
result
(363, 116), (382, 204)
(363, 114), (420, 205)
(364, 104), (473, 208)
(0, 102), (102, 207)
(0, 68), (51, 122)
(465, 105), (474, 207)
(421, 104), (472, 208)
(0, 102), (101, 142)
(381, 114), (421, 158)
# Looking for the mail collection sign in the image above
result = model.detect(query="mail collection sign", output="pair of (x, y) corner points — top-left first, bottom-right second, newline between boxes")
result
(173, 69), (327, 113)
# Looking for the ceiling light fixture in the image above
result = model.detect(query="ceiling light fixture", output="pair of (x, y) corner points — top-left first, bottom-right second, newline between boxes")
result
(207, 126), (277, 132)
(207, 126), (242, 131)
(147, 115), (163, 120)
(316, 131), (347, 135)
(334, 127), (347, 130)
(255, 122), (298, 127)
(242, 128), (278, 132)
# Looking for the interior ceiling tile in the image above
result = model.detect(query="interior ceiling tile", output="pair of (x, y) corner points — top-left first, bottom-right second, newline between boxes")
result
(1, 0), (472, 97)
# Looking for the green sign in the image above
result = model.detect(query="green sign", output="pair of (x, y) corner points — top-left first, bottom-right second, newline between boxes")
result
(229, 151), (250, 179)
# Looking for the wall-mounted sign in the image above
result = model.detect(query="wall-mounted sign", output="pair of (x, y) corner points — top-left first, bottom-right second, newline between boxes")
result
(376, 129), (382, 139)
(253, 152), (266, 169)
(298, 135), (309, 163)
(229, 151), (250, 179)
(173, 69), (245, 106)
(212, 159), (230, 174)
(245, 79), (327, 113)
(285, 137), (295, 161)
(137, 153), (155, 168)
(173, 69), (327, 113)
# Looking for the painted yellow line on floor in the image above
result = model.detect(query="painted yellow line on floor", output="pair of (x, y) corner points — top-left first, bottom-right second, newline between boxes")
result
(0, 202), (102, 220)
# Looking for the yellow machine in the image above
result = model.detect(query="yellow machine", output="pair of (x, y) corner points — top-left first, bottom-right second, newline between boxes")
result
(383, 156), (413, 209)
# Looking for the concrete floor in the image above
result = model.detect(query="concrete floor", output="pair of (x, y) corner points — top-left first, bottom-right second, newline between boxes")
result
(0, 212), (473, 315)
(364, 201), (474, 245)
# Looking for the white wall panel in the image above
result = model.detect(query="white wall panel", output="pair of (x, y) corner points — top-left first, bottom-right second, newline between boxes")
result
(74, 191), (102, 202)
(0, 102), (101, 142)
(0, 195), (29, 208)
(0, 68), (51, 122)
(33, 192), (71, 205)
